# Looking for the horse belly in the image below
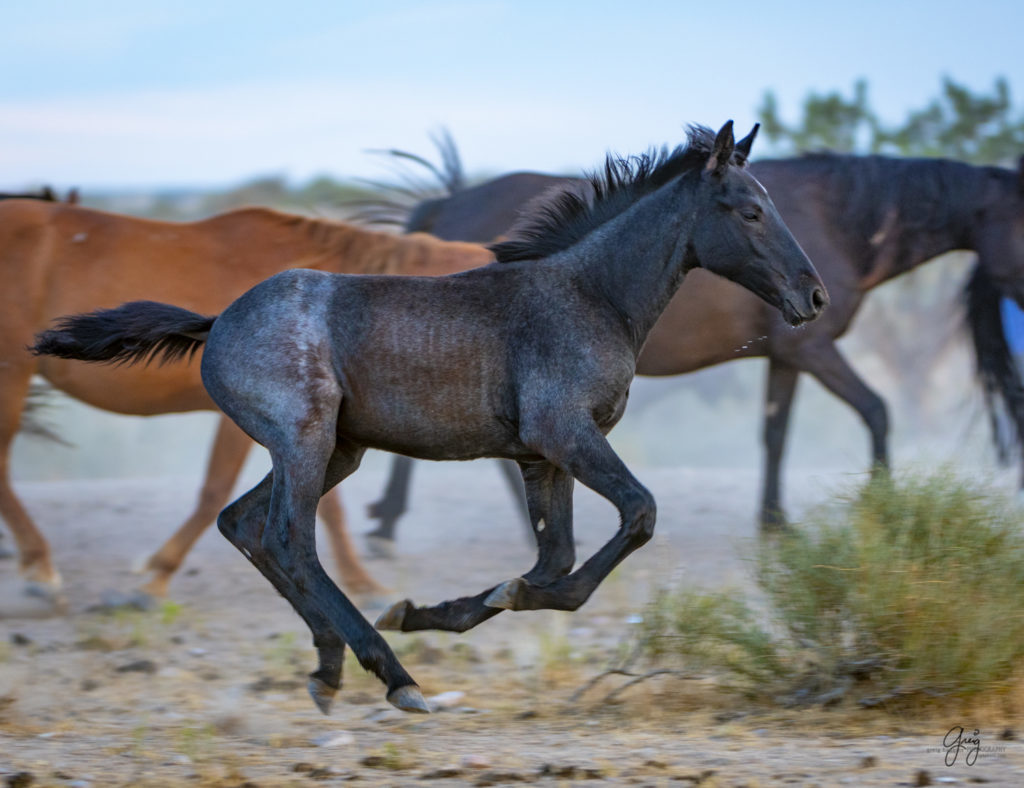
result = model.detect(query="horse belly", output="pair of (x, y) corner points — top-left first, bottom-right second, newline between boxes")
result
(36, 356), (213, 415)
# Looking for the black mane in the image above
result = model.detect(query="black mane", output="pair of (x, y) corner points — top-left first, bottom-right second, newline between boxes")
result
(491, 125), (718, 263)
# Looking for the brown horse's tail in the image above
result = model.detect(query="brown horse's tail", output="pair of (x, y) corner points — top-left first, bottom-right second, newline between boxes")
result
(964, 264), (1024, 466)
(31, 301), (216, 366)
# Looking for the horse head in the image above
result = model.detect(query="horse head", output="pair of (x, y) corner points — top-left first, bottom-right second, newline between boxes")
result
(689, 121), (829, 326)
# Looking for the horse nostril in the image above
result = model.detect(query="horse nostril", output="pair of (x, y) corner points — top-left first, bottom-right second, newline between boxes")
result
(811, 287), (828, 313)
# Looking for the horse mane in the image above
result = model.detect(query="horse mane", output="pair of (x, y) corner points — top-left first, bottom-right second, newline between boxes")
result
(491, 125), (718, 263)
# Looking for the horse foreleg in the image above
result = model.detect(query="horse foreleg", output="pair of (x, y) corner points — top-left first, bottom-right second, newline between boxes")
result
(799, 342), (889, 471)
(316, 489), (386, 595)
(760, 358), (800, 531)
(139, 415), (251, 597)
(484, 421), (655, 614)
(376, 460), (578, 633)
(0, 369), (60, 589)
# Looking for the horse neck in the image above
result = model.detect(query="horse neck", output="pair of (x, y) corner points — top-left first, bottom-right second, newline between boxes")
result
(310, 221), (491, 276)
(569, 182), (694, 349)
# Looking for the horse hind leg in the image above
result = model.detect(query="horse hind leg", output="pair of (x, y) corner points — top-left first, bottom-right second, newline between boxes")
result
(217, 472), (347, 713)
(258, 434), (425, 712)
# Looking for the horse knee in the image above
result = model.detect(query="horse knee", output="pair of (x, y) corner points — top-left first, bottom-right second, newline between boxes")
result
(623, 488), (657, 545)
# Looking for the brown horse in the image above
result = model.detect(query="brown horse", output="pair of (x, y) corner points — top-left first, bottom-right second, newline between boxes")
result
(0, 199), (492, 598)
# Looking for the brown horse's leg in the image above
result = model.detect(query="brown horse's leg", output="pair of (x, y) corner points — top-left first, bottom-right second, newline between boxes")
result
(760, 357), (800, 530)
(139, 415), (252, 597)
(316, 489), (385, 595)
(0, 366), (60, 588)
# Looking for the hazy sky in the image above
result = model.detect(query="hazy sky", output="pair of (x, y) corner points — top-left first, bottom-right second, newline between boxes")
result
(2, 0), (1021, 190)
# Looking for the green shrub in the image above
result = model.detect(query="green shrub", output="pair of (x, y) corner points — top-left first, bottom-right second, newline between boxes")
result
(637, 470), (1024, 706)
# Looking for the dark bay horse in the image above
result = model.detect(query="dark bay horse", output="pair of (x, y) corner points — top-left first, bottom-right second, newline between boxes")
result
(33, 123), (827, 713)
(0, 199), (492, 598)
(364, 142), (1024, 539)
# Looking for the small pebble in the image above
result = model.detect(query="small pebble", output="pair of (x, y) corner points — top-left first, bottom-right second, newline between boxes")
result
(427, 690), (465, 710)
(312, 731), (355, 748)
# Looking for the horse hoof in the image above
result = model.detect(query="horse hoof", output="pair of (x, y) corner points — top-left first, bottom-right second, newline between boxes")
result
(484, 577), (527, 610)
(364, 534), (396, 560)
(308, 676), (337, 715)
(24, 582), (68, 613)
(387, 684), (430, 714)
(375, 599), (412, 630)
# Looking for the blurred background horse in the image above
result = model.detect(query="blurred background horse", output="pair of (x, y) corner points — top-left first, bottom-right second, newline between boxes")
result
(0, 199), (492, 601)
(357, 134), (1024, 545)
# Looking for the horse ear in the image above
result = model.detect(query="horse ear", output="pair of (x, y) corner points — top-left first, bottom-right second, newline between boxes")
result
(733, 123), (760, 166)
(705, 120), (735, 176)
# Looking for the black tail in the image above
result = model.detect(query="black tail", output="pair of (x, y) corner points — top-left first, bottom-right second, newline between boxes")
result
(31, 301), (216, 367)
(345, 128), (466, 227)
(964, 264), (1024, 465)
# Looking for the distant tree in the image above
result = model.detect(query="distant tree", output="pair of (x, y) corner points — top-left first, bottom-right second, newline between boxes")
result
(758, 79), (878, 154)
(758, 77), (1024, 165)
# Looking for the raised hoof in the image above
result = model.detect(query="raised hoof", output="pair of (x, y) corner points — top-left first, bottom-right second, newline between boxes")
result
(375, 599), (413, 631)
(308, 676), (338, 715)
(364, 533), (396, 560)
(484, 577), (527, 610)
(387, 684), (430, 714)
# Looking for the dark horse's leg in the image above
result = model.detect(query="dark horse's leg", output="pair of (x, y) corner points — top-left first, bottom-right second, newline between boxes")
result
(760, 358), (800, 530)
(377, 419), (653, 630)
(484, 422), (655, 613)
(762, 343), (889, 529)
(366, 455), (532, 550)
(365, 454), (414, 543)
(219, 438), (426, 714)
(376, 460), (576, 633)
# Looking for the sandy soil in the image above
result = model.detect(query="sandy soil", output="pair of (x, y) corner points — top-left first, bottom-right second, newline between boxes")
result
(1, 462), (1022, 786)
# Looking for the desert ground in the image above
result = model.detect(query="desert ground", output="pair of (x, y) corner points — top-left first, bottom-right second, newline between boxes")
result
(1, 448), (1022, 786)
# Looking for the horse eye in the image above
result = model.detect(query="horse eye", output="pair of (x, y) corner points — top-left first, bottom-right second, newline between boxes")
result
(741, 209), (760, 222)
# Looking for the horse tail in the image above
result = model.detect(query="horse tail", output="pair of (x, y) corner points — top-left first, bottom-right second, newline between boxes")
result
(964, 263), (1024, 464)
(31, 301), (215, 367)
(347, 129), (466, 227)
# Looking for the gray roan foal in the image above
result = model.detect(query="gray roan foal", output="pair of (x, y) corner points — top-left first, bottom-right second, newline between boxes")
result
(33, 122), (827, 714)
